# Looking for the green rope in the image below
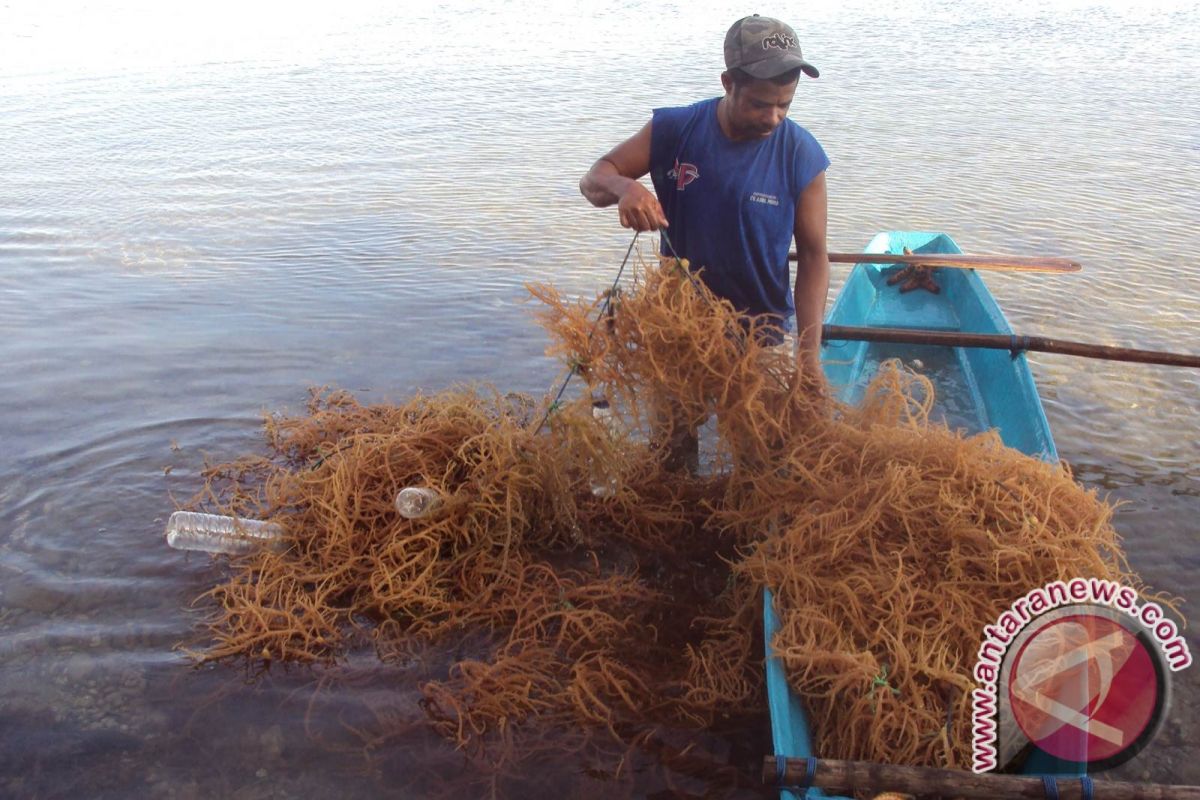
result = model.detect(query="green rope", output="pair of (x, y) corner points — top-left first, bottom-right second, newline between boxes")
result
(869, 663), (901, 713)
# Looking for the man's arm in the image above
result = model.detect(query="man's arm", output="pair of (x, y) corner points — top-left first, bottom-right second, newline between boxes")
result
(579, 120), (668, 231)
(793, 171), (830, 385)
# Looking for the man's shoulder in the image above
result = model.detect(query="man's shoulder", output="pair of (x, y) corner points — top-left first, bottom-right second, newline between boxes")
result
(777, 119), (830, 189)
(779, 118), (822, 148)
(653, 97), (719, 123)
(651, 98), (718, 161)
(655, 96), (720, 113)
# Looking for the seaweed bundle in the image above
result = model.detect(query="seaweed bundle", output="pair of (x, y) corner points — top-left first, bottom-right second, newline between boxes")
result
(182, 254), (1138, 785)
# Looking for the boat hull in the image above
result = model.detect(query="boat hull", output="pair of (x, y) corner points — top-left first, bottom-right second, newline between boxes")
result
(763, 231), (1074, 798)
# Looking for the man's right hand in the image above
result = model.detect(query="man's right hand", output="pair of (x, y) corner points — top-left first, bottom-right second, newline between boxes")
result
(581, 119), (669, 231)
(617, 182), (668, 232)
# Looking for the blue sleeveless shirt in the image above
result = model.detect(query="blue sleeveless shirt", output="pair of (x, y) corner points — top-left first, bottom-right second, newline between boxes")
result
(649, 97), (829, 335)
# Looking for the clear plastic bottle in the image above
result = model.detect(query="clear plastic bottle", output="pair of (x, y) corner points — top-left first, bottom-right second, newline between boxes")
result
(591, 396), (618, 435)
(164, 512), (285, 555)
(589, 397), (619, 498)
(590, 474), (618, 498)
(394, 487), (443, 519)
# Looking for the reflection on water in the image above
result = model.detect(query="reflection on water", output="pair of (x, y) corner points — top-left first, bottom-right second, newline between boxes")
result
(1, 0), (1197, 795)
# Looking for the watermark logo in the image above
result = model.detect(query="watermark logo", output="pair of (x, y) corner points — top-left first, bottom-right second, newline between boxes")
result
(971, 579), (1190, 773)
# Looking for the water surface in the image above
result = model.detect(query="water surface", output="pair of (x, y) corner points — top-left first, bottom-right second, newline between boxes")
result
(1, 0), (1197, 795)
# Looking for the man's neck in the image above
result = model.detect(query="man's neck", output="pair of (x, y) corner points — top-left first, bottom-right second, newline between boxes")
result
(716, 95), (764, 143)
(716, 96), (736, 141)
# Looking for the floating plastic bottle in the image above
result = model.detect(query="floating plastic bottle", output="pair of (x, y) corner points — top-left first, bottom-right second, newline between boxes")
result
(591, 396), (618, 435)
(590, 475), (618, 498)
(589, 397), (619, 498)
(394, 487), (443, 519)
(164, 511), (285, 555)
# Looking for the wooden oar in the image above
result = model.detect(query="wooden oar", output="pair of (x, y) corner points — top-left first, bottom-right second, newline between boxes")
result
(789, 252), (1083, 273)
(822, 325), (1200, 369)
(764, 756), (1200, 799)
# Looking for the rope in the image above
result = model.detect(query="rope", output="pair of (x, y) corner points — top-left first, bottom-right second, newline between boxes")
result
(533, 231), (639, 434)
(658, 229), (710, 300)
(535, 225), (797, 439)
(776, 756), (819, 791)
(869, 663), (902, 712)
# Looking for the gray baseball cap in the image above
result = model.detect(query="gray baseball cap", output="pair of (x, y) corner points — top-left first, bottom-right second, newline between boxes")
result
(724, 15), (819, 79)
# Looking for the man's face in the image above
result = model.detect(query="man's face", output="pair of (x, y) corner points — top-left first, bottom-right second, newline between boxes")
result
(722, 75), (799, 140)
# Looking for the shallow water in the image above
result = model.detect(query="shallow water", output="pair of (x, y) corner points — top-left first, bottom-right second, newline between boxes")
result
(1, 0), (1197, 795)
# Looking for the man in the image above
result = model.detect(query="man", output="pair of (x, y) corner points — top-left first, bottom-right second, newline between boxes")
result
(579, 15), (831, 469)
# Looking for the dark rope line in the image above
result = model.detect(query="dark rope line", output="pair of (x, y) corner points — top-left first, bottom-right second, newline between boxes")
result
(658, 229), (728, 317)
(533, 230), (640, 435)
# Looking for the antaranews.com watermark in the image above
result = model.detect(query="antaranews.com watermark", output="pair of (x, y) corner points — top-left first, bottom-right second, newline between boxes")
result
(971, 578), (1191, 773)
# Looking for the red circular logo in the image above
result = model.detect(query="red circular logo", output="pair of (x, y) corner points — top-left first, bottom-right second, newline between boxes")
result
(1006, 611), (1164, 766)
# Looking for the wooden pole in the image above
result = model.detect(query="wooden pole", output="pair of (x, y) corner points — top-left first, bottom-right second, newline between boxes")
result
(821, 325), (1200, 369)
(792, 252), (1083, 273)
(763, 756), (1200, 799)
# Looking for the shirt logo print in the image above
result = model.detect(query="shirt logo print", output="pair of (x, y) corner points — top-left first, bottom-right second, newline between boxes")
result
(667, 158), (700, 190)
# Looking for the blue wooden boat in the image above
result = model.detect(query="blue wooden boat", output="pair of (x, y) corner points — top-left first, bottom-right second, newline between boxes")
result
(763, 230), (1078, 798)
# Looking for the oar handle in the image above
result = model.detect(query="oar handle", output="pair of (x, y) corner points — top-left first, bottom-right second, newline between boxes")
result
(790, 252), (1083, 273)
(822, 325), (1200, 369)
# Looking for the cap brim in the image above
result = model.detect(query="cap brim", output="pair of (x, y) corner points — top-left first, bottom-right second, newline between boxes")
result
(742, 55), (820, 80)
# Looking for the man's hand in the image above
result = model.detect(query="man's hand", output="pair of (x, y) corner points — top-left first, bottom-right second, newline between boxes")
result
(581, 120), (668, 230)
(617, 182), (668, 231)
(794, 349), (829, 399)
